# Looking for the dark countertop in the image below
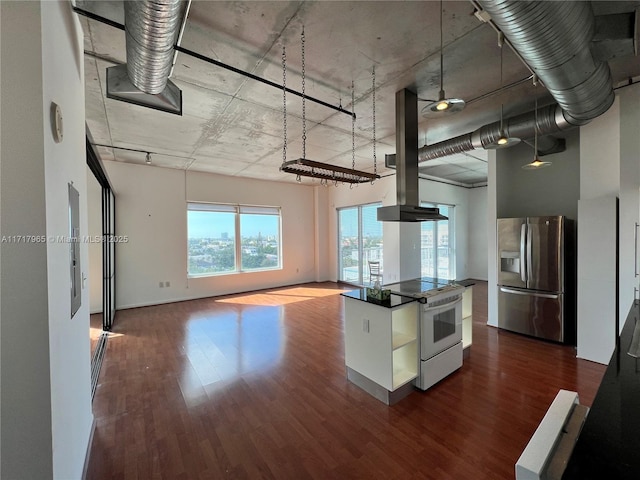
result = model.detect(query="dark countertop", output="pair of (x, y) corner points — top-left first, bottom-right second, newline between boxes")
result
(417, 276), (476, 286)
(453, 278), (476, 288)
(341, 289), (417, 308)
(563, 300), (640, 479)
(342, 278), (476, 309)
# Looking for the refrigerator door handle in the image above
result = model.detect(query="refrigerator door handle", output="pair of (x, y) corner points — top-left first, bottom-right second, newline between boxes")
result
(635, 222), (639, 277)
(500, 287), (559, 300)
(526, 224), (533, 286)
(520, 223), (527, 283)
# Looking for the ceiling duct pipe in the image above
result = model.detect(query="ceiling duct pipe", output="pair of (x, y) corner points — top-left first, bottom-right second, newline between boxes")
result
(477, 0), (614, 126)
(415, 104), (569, 162)
(106, 0), (184, 115)
(384, 0), (616, 165)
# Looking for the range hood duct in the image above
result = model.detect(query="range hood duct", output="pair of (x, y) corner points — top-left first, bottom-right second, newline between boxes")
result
(386, 0), (615, 165)
(106, 0), (183, 115)
(377, 89), (447, 222)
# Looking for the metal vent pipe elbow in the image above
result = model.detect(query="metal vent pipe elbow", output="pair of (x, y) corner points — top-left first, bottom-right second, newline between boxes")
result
(477, 0), (614, 125)
(411, 1), (616, 164)
(124, 0), (182, 95)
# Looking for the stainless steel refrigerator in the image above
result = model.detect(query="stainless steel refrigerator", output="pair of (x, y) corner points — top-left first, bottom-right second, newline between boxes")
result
(497, 216), (575, 343)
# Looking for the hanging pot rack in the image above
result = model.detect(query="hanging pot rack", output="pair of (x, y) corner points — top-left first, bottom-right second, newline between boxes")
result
(280, 29), (380, 185)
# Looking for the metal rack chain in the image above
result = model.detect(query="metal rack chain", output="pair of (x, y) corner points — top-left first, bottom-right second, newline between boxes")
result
(301, 27), (306, 159)
(372, 66), (377, 176)
(351, 81), (356, 171)
(499, 37), (504, 133)
(282, 46), (287, 164)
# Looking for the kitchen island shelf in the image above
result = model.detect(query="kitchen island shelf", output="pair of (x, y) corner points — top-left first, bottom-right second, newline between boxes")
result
(343, 290), (419, 404)
(392, 367), (417, 390)
(392, 332), (415, 350)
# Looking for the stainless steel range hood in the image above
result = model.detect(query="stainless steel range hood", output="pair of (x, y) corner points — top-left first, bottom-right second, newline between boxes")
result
(377, 89), (447, 222)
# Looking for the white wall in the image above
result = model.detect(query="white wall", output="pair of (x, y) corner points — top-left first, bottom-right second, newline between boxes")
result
(327, 174), (473, 283)
(314, 186), (331, 281)
(104, 161), (322, 308)
(618, 84), (640, 329)
(580, 99), (620, 200)
(41, 2), (94, 478)
(468, 186), (488, 280)
(88, 166), (103, 313)
(577, 98), (620, 364)
(1, 2), (93, 478)
(1, 2), (53, 477)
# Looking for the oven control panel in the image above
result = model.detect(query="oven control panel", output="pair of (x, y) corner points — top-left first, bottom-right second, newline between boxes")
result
(418, 284), (464, 305)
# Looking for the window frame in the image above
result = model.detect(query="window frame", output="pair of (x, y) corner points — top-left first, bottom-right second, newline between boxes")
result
(420, 202), (455, 280)
(187, 202), (282, 278)
(337, 202), (383, 285)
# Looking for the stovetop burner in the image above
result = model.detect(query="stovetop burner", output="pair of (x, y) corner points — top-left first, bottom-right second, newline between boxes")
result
(384, 277), (464, 301)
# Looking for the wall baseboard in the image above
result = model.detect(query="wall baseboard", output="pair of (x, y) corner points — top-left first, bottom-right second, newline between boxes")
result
(115, 280), (335, 311)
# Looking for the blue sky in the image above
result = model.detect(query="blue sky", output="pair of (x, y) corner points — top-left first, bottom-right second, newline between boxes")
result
(188, 212), (278, 239)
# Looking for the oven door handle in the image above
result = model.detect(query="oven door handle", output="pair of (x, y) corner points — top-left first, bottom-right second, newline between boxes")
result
(421, 296), (462, 311)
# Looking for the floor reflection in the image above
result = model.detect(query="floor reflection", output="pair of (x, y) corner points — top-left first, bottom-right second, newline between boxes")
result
(216, 286), (348, 306)
(184, 306), (285, 393)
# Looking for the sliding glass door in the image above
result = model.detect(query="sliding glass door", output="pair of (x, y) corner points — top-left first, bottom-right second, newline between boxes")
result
(338, 203), (383, 284)
(421, 203), (455, 279)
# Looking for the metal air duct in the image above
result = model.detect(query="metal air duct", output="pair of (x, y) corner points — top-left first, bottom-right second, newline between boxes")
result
(106, 0), (183, 115)
(418, 104), (569, 162)
(478, 0), (614, 126)
(386, 0), (616, 165)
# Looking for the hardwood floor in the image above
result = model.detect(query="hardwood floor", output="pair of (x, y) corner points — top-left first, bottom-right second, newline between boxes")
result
(86, 282), (605, 479)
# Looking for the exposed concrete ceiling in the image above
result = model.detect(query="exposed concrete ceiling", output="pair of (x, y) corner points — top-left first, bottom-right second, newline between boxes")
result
(79, 1), (640, 187)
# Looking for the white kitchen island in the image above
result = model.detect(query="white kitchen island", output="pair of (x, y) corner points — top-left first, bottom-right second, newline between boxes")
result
(342, 289), (419, 405)
(343, 279), (475, 405)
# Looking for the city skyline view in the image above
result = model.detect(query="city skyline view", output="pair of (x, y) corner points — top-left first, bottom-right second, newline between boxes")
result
(188, 211), (279, 239)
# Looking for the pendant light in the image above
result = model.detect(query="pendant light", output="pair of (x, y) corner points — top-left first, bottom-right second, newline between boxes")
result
(422, 0), (465, 117)
(522, 97), (551, 170)
(486, 33), (520, 149)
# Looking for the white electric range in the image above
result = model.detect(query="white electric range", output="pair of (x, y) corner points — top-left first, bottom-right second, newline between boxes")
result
(385, 279), (465, 390)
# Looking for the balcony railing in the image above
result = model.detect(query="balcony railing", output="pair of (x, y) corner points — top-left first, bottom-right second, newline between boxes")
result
(341, 246), (452, 284)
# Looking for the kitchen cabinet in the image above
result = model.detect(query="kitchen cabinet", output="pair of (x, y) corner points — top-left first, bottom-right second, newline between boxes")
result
(342, 290), (418, 404)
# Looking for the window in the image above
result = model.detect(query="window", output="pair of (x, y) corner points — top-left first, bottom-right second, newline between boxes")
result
(338, 203), (383, 285)
(188, 203), (281, 276)
(421, 203), (455, 279)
